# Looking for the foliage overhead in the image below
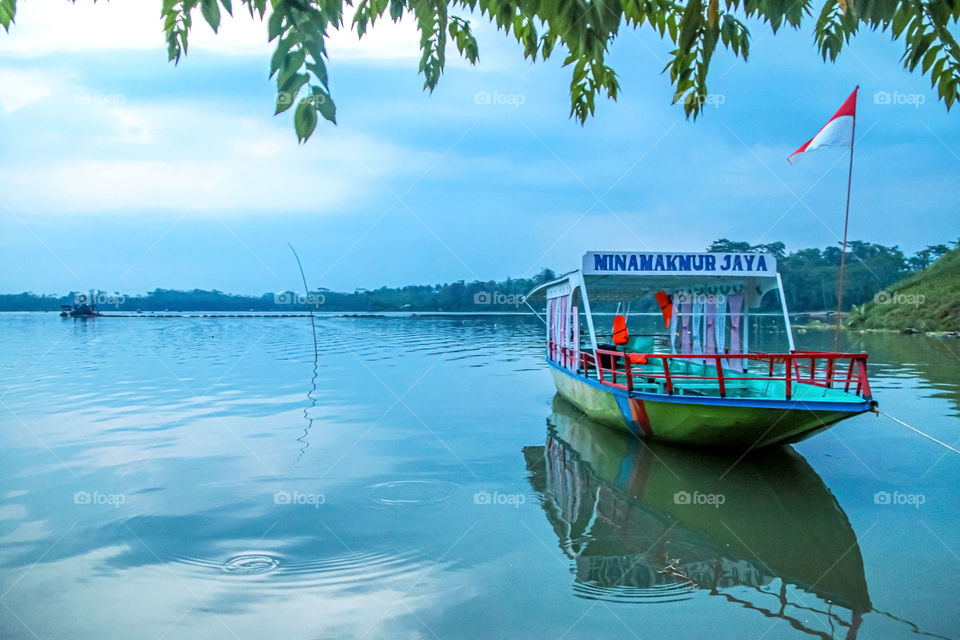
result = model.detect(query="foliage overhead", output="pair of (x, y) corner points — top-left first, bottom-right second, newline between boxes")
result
(1, 0), (959, 141)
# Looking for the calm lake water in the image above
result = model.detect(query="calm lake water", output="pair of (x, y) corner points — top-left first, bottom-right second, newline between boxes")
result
(0, 313), (958, 639)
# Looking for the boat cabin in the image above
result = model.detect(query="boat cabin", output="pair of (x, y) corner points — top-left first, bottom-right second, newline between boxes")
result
(526, 251), (872, 405)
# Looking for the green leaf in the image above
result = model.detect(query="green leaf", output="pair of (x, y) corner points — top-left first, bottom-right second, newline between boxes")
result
(922, 45), (940, 74)
(389, 0), (404, 21)
(220, 0), (232, 16)
(281, 72), (310, 101)
(313, 87), (337, 123)
(294, 98), (318, 142)
(0, 0), (15, 31)
(275, 90), (297, 115)
(270, 36), (293, 77)
(278, 48), (307, 87)
(268, 7), (285, 40)
(307, 60), (329, 89)
(201, 0), (220, 33)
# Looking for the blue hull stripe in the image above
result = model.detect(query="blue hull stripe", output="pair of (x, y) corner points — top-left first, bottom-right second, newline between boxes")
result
(614, 396), (644, 437)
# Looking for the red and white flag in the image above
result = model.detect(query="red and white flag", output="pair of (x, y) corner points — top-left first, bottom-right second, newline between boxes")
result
(788, 87), (858, 164)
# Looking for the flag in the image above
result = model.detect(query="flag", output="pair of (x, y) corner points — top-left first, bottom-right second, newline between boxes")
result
(654, 291), (672, 328)
(787, 87), (858, 165)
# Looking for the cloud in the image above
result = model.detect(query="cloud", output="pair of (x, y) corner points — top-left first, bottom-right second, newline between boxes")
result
(0, 97), (435, 215)
(0, 0), (423, 63)
(0, 69), (56, 112)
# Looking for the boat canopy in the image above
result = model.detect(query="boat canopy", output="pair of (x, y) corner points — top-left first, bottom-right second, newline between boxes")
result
(527, 251), (782, 302)
(526, 251), (793, 354)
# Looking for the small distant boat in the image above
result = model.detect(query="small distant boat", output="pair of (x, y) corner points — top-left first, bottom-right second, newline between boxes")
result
(60, 292), (102, 318)
(525, 251), (877, 450)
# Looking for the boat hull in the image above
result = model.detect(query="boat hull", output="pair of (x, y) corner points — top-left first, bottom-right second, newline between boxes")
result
(549, 362), (871, 449)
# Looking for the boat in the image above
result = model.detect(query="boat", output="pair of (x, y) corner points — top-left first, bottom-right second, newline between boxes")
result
(525, 251), (877, 449)
(522, 397), (872, 633)
(59, 291), (102, 318)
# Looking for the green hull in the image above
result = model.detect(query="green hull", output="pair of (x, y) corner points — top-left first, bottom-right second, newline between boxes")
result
(550, 366), (870, 449)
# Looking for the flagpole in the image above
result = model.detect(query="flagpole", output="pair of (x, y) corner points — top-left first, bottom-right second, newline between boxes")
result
(834, 86), (858, 350)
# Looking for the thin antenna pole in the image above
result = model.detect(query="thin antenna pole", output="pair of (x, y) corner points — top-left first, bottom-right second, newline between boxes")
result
(288, 243), (318, 355)
(288, 243), (319, 465)
(834, 87), (858, 350)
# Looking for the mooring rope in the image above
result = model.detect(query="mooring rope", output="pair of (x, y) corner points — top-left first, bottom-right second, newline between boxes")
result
(878, 409), (960, 457)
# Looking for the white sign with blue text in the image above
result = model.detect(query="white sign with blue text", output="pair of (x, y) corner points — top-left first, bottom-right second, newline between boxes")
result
(582, 252), (777, 276)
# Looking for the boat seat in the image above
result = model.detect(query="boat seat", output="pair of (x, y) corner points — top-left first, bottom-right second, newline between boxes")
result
(671, 382), (753, 397)
(630, 382), (662, 392)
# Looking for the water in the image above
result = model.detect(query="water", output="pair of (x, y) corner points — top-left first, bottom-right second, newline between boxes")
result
(0, 313), (958, 639)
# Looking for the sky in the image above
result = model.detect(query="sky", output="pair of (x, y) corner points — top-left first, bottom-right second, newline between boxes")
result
(0, 0), (958, 295)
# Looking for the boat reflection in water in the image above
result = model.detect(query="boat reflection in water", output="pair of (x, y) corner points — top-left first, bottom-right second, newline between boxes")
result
(524, 396), (872, 638)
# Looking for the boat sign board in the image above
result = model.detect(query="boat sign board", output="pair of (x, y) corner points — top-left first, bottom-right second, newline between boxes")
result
(582, 252), (777, 277)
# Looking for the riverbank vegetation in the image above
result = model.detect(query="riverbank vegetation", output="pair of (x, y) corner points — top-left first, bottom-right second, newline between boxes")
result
(847, 245), (960, 332)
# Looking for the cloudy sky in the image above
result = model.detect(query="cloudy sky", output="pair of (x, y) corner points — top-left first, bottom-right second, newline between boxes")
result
(1, 0), (958, 295)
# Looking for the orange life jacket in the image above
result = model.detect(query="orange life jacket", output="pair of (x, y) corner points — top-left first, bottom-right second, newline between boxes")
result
(612, 315), (628, 345)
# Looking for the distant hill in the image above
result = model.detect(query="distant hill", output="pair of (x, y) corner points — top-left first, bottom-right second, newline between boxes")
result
(848, 247), (960, 332)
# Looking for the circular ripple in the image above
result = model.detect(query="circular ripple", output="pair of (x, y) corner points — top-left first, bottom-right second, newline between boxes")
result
(221, 553), (280, 575)
(367, 480), (460, 506)
(165, 546), (425, 588)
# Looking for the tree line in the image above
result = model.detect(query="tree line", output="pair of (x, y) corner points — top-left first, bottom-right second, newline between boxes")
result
(705, 239), (955, 312)
(2, 238), (954, 313)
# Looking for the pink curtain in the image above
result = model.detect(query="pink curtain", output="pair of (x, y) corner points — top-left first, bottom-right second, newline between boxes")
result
(704, 301), (717, 354)
(728, 293), (744, 361)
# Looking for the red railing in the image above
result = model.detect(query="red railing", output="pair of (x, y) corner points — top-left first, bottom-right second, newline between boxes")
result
(548, 341), (872, 401)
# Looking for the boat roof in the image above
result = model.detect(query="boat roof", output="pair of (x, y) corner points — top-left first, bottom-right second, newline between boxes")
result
(526, 251), (779, 301)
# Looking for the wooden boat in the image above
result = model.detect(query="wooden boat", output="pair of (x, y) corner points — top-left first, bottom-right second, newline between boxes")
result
(525, 251), (877, 449)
